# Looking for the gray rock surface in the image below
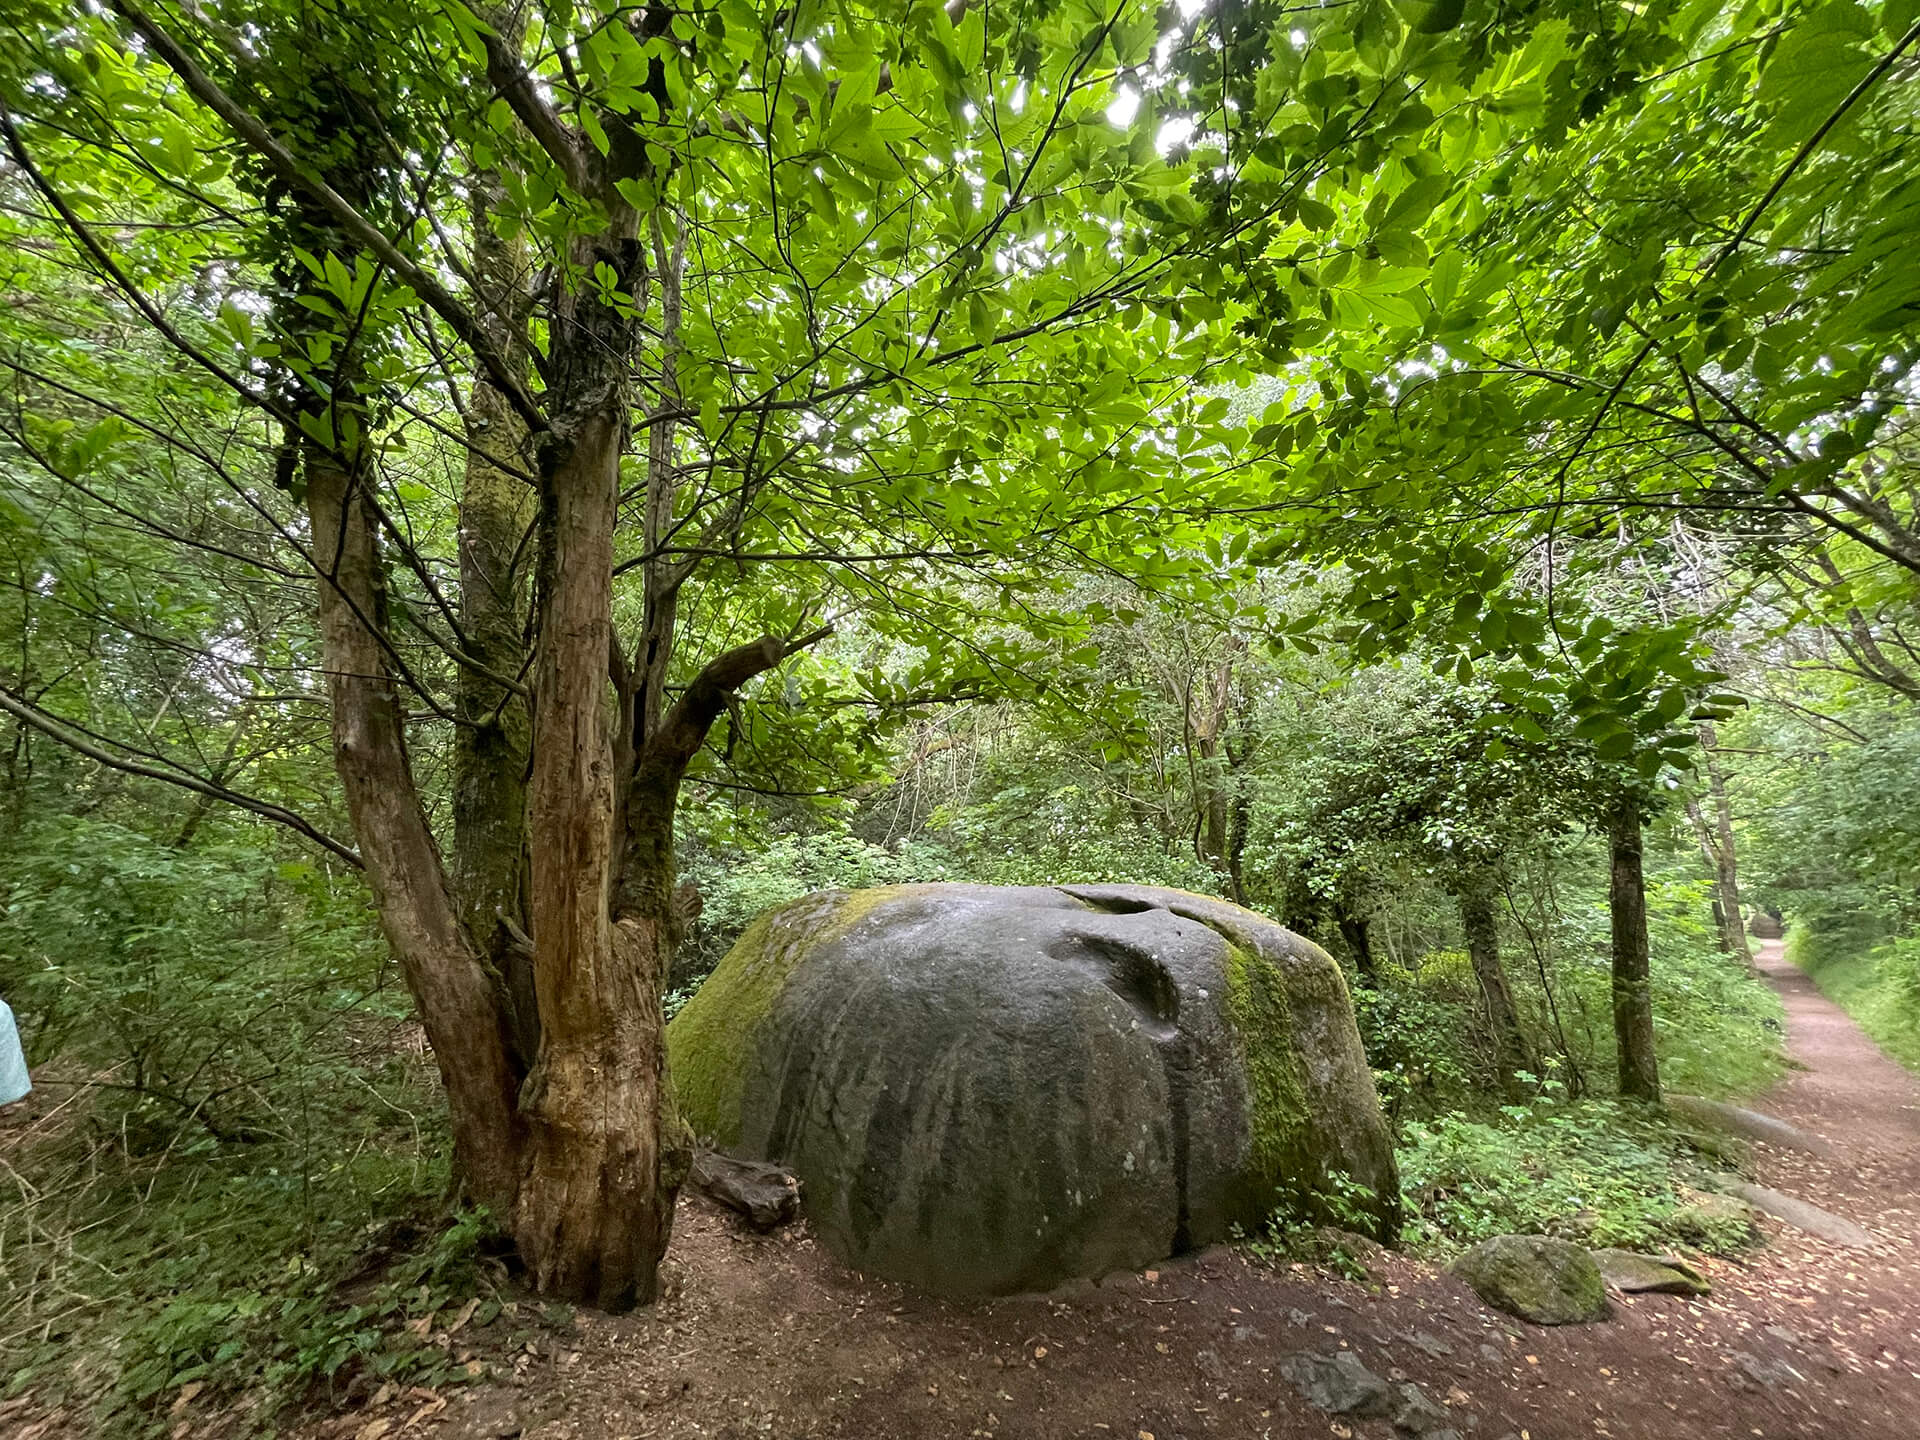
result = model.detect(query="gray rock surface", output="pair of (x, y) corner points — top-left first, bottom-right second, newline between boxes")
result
(1452, 1234), (1611, 1325)
(1727, 1181), (1878, 1248)
(1732, 1349), (1807, 1388)
(1590, 1247), (1711, 1296)
(668, 883), (1399, 1295)
(1391, 1380), (1455, 1434)
(1278, 1350), (1393, 1416)
(1668, 1095), (1831, 1155)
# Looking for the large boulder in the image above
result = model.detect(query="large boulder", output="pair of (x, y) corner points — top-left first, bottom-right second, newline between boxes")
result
(667, 882), (1399, 1295)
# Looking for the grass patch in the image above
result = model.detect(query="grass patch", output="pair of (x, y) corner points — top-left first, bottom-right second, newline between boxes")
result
(1651, 943), (1789, 1101)
(0, 1054), (516, 1437)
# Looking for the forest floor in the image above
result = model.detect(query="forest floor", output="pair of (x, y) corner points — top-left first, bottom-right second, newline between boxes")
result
(284, 938), (1918, 1440)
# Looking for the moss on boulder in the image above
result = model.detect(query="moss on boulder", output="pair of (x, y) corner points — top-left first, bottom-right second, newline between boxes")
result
(1452, 1235), (1612, 1325)
(667, 883), (1399, 1296)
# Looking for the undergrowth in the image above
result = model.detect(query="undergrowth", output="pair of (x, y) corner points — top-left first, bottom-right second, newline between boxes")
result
(0, 1059), (510, 1435)
(0, 816), (518, 1435)
(1395, 1094), (1751, 1255)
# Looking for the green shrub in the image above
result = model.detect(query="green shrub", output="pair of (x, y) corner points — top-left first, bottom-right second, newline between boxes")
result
(1396, 1097), (1737, 1254)
(0, 812), (506, 1435)
(676, 831), (952, 983)
(1351, 968), (1479, 1116)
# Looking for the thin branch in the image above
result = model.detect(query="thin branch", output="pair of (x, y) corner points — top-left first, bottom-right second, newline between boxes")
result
(0, 683), (362, 866)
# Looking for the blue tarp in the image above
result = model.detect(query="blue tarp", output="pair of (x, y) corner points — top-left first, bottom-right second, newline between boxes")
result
(0, 997), (29, 1105)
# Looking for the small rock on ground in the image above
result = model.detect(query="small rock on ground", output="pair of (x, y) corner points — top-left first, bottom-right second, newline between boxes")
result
(1278, 1351), (1458, 1436)
(1452, 1235), (1611, 1326)
(1277, 1350), (1393, 1417)
(1590, 1247), (1712, 1296)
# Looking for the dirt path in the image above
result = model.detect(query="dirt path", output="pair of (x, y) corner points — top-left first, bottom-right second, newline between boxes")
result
(1747, 938), (1920, 1236)
(299, 942), (1919, 1440)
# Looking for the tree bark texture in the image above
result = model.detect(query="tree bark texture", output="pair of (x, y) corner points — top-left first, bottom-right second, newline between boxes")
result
(1457, 877), (1536, 1092)
(511, 266), (679, 1307)
(1607, 794), (1661, 1103)
(1188, 644), (1243, 884)
(306, 453), (526, 1216)
(453, 170), (538, 1065)
(1335, 904), (1377, 987)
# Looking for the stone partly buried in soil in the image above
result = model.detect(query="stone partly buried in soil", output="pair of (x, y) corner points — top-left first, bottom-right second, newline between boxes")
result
(1590, 1248), (1712, 1296)
(1451, 1235), (1611, 1325)
(667, 883), (1399, 1296)
(1672, 1187), (1760, 1244)
(1278, 1352), (1460, 1437)
(1725, 1180), (1878, 1248)
(1667, 1094), (1832, 1156)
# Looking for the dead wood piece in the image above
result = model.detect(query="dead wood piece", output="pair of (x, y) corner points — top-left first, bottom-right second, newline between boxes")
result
(692, 1149), (800, 1230)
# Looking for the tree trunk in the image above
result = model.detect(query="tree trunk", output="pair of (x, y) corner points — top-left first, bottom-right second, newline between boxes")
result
(1701, 724), (1754, 971)
(1225, 780), (1252, 906)
(1607, 794), (1661, 1102)
(1280, 866), (1330, 946)
(1335, 903), (1377, 987)
(1188, 642), (1241, 882)
(1221, 685), (1256, 907)
(510, 361), (673, 1308)
(306, 452), (526, 1215)
(1457, 876), (1536, 1091)
(452, 172), (538, 1066)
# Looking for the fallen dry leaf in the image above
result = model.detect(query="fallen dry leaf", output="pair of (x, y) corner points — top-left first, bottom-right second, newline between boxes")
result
(402, 1395), (447, 1429)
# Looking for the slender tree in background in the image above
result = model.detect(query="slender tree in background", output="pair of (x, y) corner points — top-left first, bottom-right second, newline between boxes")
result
(1607, 790), (1661, 1103)
(1685, 723), (1756, 969)
(1456, 872), (1538, 1094)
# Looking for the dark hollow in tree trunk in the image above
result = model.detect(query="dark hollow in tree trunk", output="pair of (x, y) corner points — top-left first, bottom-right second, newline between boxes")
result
(1335, 904), (1378, 987)
(1607, 795), (1661, 1103)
